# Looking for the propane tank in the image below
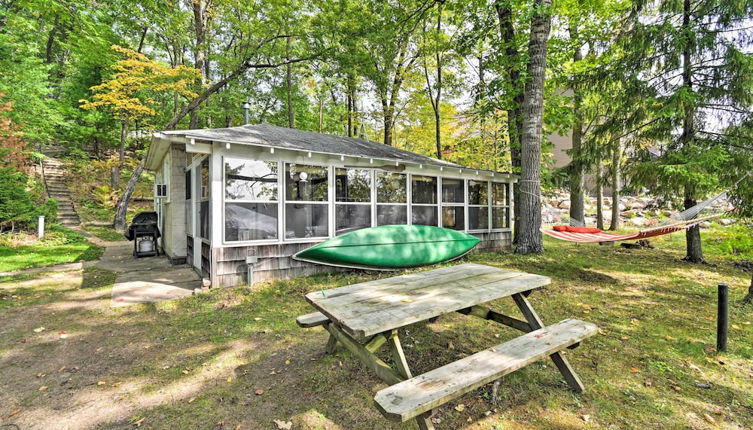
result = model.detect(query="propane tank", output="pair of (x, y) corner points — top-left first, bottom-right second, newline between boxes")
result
(138, 239), (155, 253)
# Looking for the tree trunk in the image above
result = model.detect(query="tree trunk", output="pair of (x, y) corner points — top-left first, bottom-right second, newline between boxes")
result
(496, 0), (525, 244)
(683, 191), (704, 263)
(609, 139), (622, 230)
(112, 119), (127, 189)
(568, 21), (585, 226)
(680, 0), (703, 263)
(286, 36), (295, 128)
(515, 0), (551, 255)
(596, 162), (604, 230)
(113, 158), (145, 232)
(191, 0), (207, 130)
(743, 273), (753, 304)
(434, 2), (443, 160)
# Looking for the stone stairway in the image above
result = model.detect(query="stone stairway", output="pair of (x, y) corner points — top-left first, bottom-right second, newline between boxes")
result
(42, 157), (80, 227)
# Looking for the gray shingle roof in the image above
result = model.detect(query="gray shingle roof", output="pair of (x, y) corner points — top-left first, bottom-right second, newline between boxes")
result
(164, 123), (507, 173)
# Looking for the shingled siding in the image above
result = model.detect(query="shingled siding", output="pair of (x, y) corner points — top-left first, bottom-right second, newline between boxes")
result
(210, 231), (511, 287)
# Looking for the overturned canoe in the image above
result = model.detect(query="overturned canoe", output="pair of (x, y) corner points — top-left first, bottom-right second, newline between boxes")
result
(293, 225), (480, 270)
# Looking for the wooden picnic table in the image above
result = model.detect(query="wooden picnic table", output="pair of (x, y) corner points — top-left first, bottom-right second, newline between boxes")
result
(298, 263), (597, 430)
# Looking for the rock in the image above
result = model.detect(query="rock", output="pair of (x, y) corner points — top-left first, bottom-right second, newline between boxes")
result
(719, 218), (738, 226)
(700, 221), (712, 229)
(559, 200), (571, 210)
(629, 217), (650, 227)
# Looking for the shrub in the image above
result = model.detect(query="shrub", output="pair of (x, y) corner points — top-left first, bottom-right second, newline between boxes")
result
(0, 166), (35, 232)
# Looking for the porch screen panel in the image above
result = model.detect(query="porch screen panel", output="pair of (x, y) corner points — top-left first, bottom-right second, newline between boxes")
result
(285, 163), (329, 239)
(224, 159), (278, 242)
(468, 180), (489, 230)
(199, 159), (210, 239)
(492, 182), (510, 229)
(376, 172), (407, 226)
(335, 168), (371, 235)
(411, 175), (437, 226)
(441, 178), (464, 230)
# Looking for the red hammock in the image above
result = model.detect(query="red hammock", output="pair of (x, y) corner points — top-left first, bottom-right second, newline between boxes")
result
(542, 217), (716, 243)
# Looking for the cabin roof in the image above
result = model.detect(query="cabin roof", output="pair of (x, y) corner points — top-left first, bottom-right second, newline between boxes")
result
(149, 123), (512, 175)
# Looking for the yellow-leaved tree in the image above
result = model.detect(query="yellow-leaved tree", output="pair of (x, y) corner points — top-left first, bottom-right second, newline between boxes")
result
(81, 45), (200, 230)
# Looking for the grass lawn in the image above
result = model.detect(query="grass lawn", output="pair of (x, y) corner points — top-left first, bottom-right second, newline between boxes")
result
(83, 225), (127, 242)
(0, 226), (751, 429)
(0, 226), (104, 273)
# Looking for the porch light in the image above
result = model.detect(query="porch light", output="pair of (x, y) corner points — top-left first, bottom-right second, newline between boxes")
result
(225, 142), (231, 149)
(308, 151), (312, 158)
(340, 155), (345, 161)
(294, 171), (308, 182)
(270, 147), (275, 154)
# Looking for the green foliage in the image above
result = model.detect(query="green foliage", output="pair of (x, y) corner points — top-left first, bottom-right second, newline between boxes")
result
(0, 167), (36, 231)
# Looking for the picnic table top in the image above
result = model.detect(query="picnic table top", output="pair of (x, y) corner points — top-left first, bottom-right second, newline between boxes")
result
(305, 263), (551, 337)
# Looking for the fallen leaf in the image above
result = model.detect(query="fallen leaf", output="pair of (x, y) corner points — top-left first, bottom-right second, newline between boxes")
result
(663, 335), (675, 341)
(253, 317), (262, 321)
(630, 319), (640, 326)
(36, 373), (45, 378)
(705, 345), (715, 353)
(447, 341), (454, 350)
(255, 389), (265, 395)
(182, 369), (190, 375)
(644, 380), (652, 387)
(581, 414), (590, 422)
(620, 336), (630, 341)
(33, 327), (45, 333)
(273, 420), (292, 430)
(598, 328), (607, 336)
(629, 367), (641, 373)
(534, 333), (545, 339)
(702, 413), (716, 424)
(455, 404), (465, 412)
(3, 409), (21, 419)
(133, 417), (145, 427)
(188, 397), (196, 404)
(431, 417), (442, 424)
(38, 386), (48, 391)
(97, 381), (107, 386)
(227, 377), (233, 382)
(112, 382), (122, 387)
(732, 324), (741, 330)
(285, 360), (290, 365)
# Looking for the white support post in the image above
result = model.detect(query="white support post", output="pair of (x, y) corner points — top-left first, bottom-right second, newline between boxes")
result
(38, 215), (45, 239)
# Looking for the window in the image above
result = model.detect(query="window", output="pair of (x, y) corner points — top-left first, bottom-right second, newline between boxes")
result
(224, 159), (279, 242)
(376, 172), (407, 225)
(411, 175), (437, 226)
(468, 180), (489, 230)
(199, 159), (210, 239)
(441, 178), (464, 230)
(335, 168), (371, 235)
(285, 163), (329, 239)
(492, 182), (510, 229)
(185, 170), (192, 200)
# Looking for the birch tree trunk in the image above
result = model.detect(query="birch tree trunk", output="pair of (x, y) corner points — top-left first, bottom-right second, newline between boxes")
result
(609, 139), (622, 230)
(515, 0), (551, 255)
(596, 162), (604, 230)
(113, 158), (145, 232)
(568, 21), (585, 226)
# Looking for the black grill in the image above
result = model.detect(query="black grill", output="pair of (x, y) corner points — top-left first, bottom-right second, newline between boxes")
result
(125, 211), (161, 257)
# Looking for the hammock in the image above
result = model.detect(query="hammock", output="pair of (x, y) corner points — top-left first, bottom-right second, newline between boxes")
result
(543, 172), (750, 243)
(543, 215), (719, 243)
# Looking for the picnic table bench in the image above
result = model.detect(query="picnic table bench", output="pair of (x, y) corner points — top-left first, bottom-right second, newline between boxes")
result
(297, 263), (598, 429)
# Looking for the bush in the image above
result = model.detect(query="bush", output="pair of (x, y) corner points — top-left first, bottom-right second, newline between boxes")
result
(0, 166), (35, 231)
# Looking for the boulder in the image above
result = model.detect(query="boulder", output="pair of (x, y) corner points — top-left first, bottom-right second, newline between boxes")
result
(629, 217), (650, 227)
(719, 218), (738, 226)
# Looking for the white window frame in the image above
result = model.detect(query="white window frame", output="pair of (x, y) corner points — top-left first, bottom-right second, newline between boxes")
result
(491, 181), (512, 231)
(334, 167), (374, 236)
(440, 176), (466, 231)
(409, 174), (439, 227)
(223, 157), (280, 243)
(375, 170), (408, 226)
(282, 161), (331, 241)
(467, 179), (491, 233)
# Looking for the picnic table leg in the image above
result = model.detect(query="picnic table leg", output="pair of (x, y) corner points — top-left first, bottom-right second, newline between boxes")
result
(512, 293), (586, 393)
(324, 325), (338, 354)
(322, 323), (404, 386)
(387, 329), (413, 379)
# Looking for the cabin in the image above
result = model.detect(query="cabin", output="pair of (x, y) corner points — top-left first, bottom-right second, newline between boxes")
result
(144, 124), (515, 287)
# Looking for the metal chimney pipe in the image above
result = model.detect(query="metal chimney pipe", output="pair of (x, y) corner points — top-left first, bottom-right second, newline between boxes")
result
(242, 100), (251, 125)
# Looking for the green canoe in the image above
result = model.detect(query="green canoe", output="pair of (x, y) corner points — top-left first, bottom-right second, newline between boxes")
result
(293, 225), (480, 270)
